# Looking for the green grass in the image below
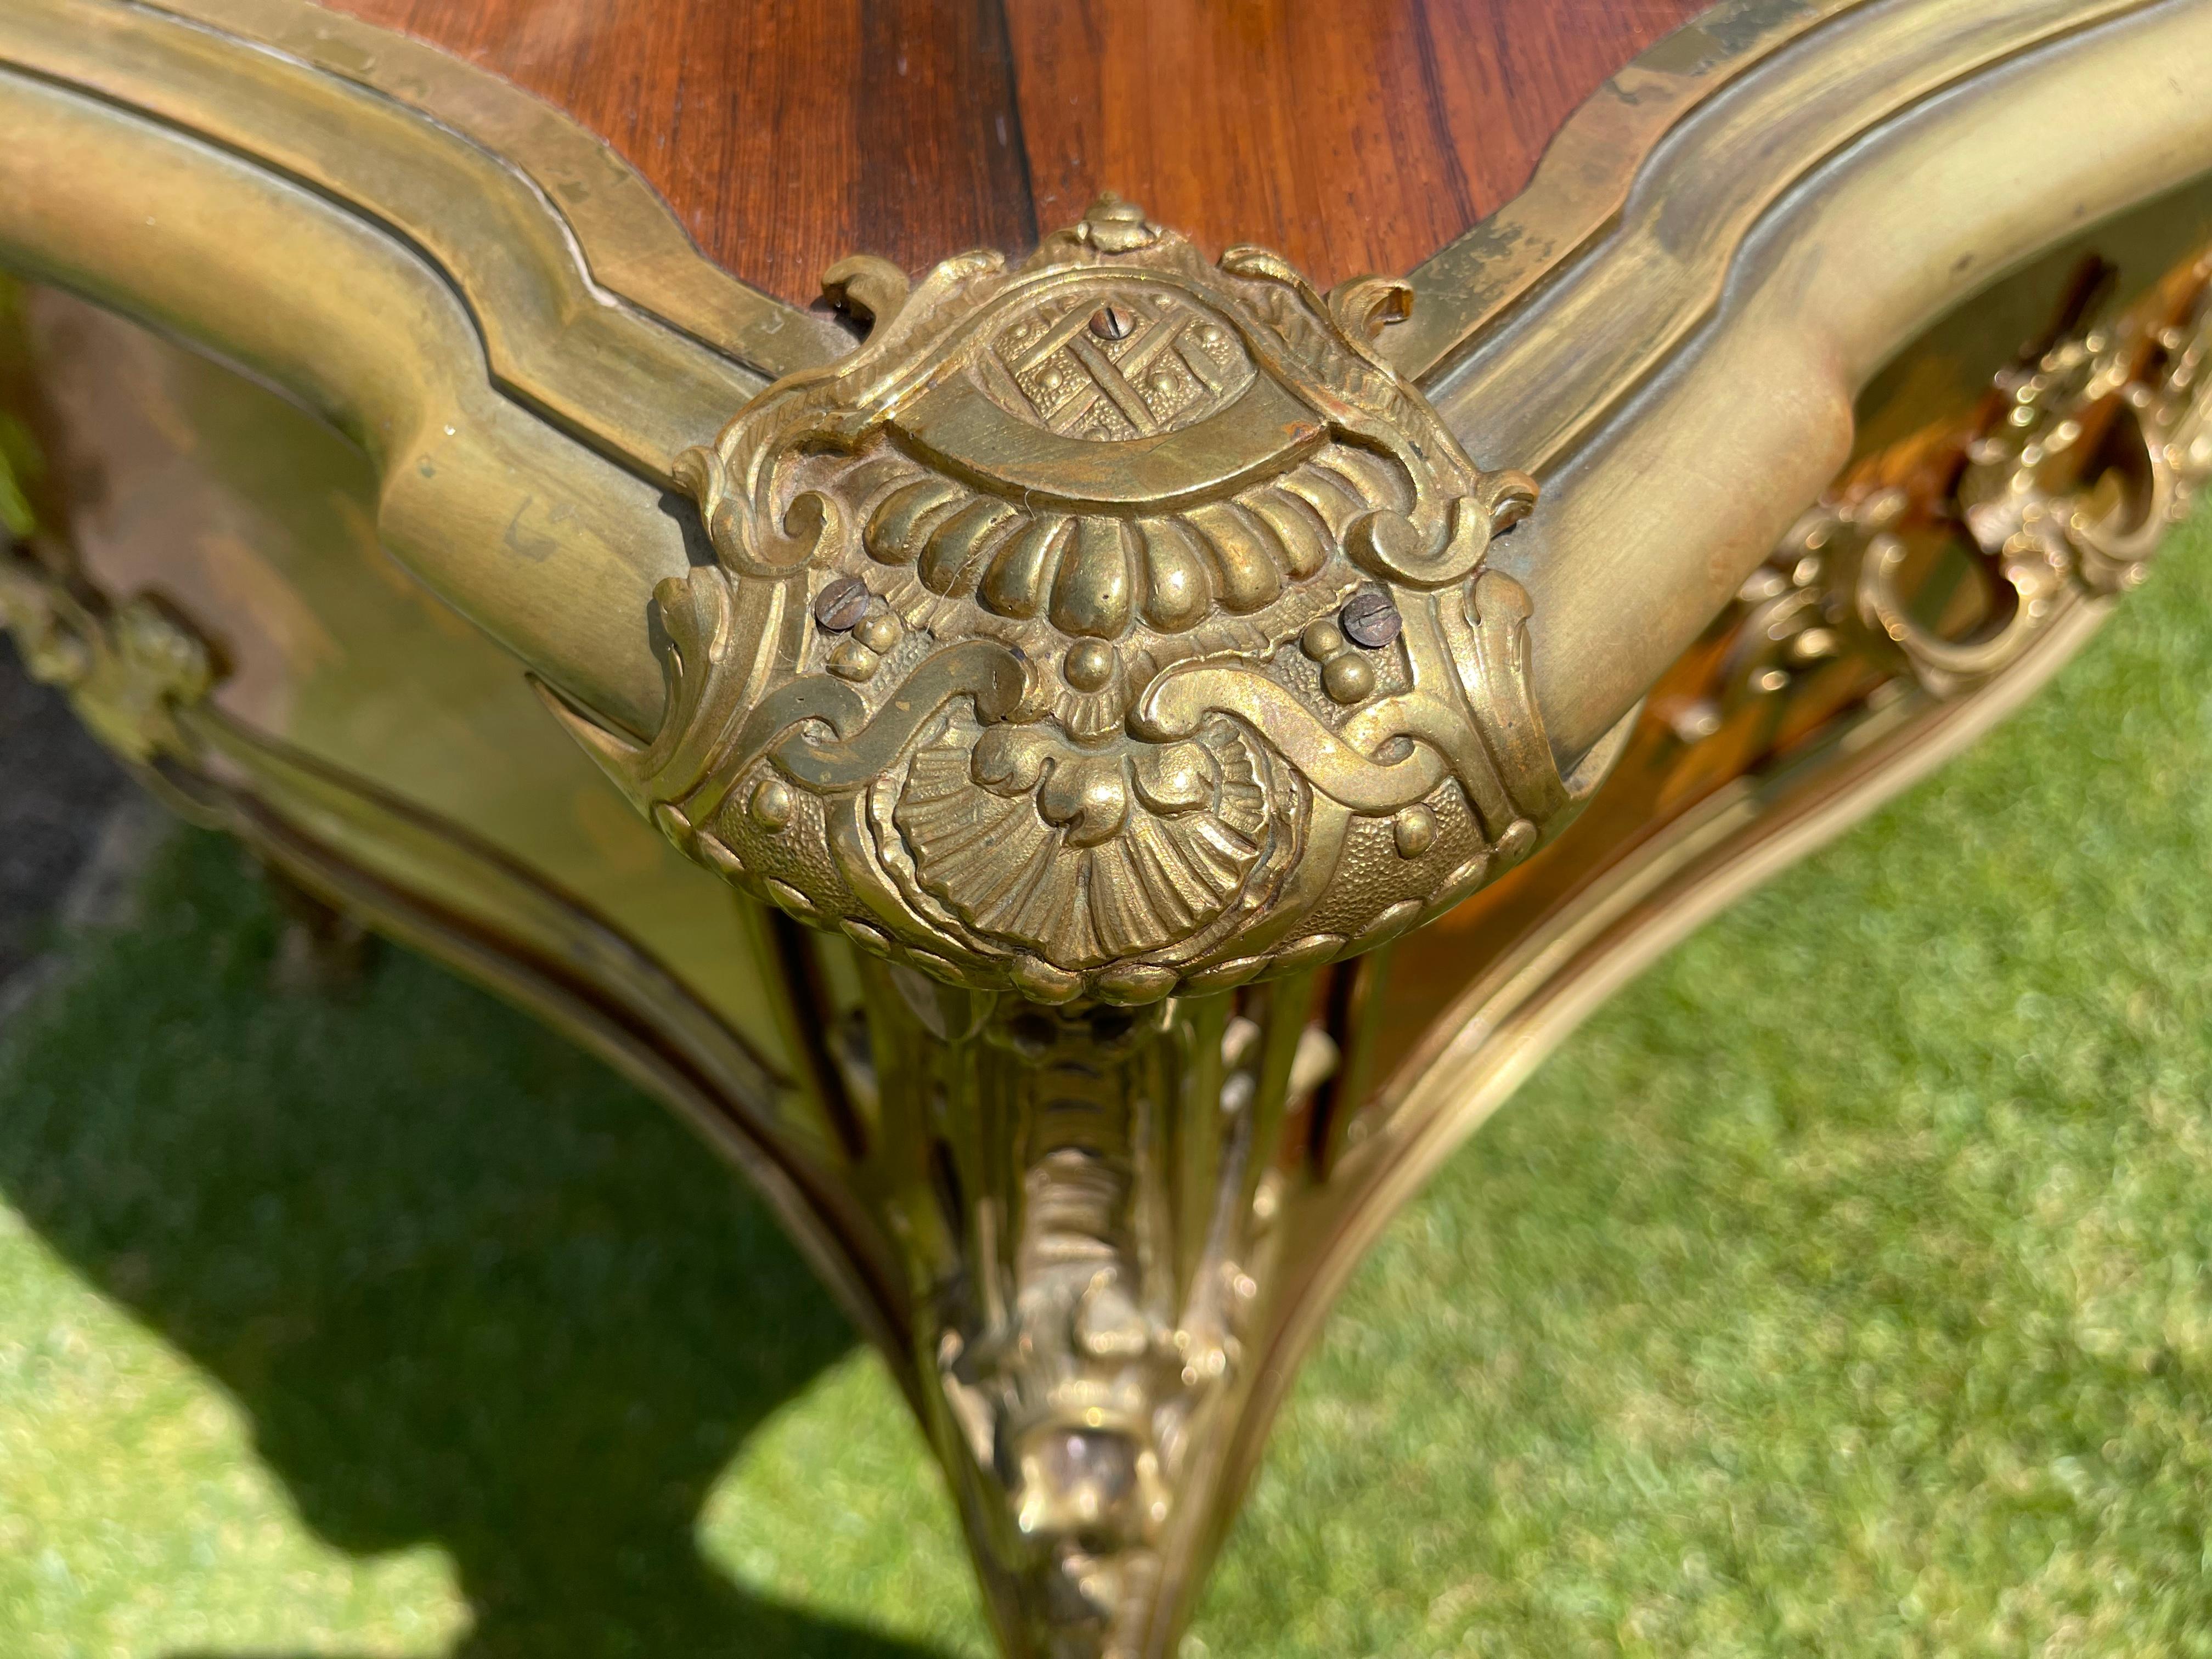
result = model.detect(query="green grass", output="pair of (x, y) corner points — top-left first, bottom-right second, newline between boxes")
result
(5, 514), (2212, 1658)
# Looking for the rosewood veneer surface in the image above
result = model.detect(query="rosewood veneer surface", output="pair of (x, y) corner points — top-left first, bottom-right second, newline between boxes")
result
(318, 0), (1711, 302)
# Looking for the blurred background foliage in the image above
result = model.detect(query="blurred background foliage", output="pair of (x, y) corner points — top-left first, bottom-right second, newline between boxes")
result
(1, 515), (2210, 1658)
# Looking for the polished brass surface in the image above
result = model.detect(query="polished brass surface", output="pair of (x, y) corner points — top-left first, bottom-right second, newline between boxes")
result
(6, 0), (2208, 764)
(545, 195), (1610, 1007)
(4, 1), (2212, 1656)
(0, 63), (686, 735)
(0, 0), (780, 478)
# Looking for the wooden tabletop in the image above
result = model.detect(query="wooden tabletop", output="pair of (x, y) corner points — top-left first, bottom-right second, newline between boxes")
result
(320, 0), (1710, 304)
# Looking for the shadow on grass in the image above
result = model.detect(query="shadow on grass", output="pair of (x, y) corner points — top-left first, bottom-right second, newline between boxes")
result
(0, 827), (944, 1659)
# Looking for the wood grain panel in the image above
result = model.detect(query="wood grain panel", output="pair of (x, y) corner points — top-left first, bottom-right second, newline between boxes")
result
(320, 0), (1039, 306)
(317, 0), (1708, 302)
(1003, 0), (1713, 289)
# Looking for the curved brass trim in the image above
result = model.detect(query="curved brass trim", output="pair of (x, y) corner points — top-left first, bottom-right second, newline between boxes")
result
(1426, 0), (2166, 466)
(1504, 0), (2212, 759)
(0, 63), (681, 732)
(1390, 0), (1867, 379)
(0, 0), (788, 482)
(7, 0), (2196, 780)
(138, 0), (853, 381)
(895, 374), (1325, 510)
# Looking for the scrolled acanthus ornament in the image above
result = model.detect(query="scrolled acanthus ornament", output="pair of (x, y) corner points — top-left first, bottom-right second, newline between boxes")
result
(1722, 249), (2212, 710)
(547, 196), (1605, 1003)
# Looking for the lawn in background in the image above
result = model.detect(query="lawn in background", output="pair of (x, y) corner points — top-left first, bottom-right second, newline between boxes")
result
(3, 511), (2211, 1657)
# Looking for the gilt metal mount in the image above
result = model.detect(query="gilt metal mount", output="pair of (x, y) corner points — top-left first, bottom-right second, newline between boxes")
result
(13, 0), (2212, 1651)
(529, 195), (1612, 1656)
(549, 197), (1584, 1006)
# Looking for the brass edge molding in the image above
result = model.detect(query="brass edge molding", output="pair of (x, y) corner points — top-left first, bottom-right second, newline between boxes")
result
(9, 0), (2200, 783)
(1423, 0), (2163, 461)
(1504, 0), (2212, 763)
(543, 198), (1605, 1006)
(0, 0), (770, 482)
(0, 62), (681, 734)
(0, 543), (913, 1359)
(137, 0), (853, 383)
(1389, 0), (1867, 380)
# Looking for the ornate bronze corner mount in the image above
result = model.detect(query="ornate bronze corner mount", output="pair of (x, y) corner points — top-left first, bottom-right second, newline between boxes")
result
(527, 194), (1625, 1654)
(547, 196), (1596, 1007)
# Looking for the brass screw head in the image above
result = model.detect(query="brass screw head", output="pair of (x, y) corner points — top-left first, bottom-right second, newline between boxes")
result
(1340, 590), (1403, 649)
(814, 575), (871, 631)
(1090, 304), (1136, 342)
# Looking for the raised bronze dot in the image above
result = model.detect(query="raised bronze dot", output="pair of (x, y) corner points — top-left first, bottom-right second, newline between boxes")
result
(1300, 619), (1346, 662)
(813, 574), (870, 631)
(1340, 590), (1403, 649)
(751, 777), (794, 831)
(828, 639), (881, 681)
(1392, 804), (1437, 859)
(1064, 639), (1117, 692)
(1089, 303), (1136, 342)
(854, 610), (901, 653)
(1323, 652), (1376, 704)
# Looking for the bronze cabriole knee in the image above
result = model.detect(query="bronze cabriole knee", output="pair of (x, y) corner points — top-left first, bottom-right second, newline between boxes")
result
(2, 2), (2211, 1655)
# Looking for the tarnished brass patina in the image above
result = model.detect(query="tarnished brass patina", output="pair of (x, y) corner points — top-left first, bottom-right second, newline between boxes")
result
(5, 2), (2212, 1656)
